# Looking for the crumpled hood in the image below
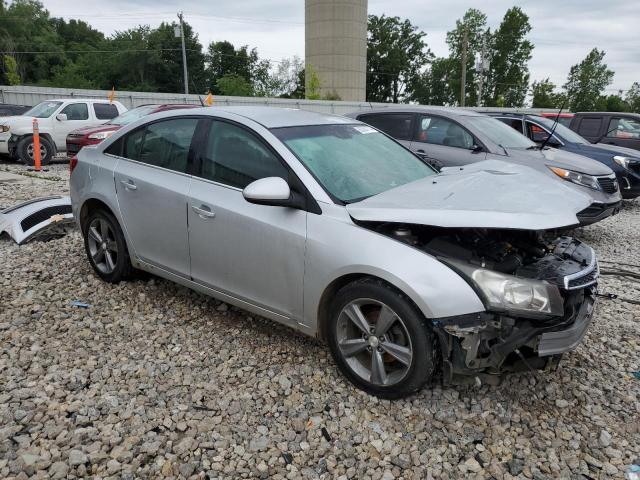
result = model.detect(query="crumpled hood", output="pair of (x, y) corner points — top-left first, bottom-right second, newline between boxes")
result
(514, 147), (614, 176)
(346, 160), (592, 230)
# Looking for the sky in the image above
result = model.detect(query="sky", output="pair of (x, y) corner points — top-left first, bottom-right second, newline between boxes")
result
(36, 0), (640, 94)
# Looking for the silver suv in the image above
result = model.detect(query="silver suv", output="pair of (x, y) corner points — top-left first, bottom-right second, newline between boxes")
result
(71, 107), (599, 398)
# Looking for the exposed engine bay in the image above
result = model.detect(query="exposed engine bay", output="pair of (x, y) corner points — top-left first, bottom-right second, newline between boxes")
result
(363, 222), (598, 385)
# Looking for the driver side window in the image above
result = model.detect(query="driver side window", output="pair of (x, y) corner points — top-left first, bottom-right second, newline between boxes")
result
(415, 115), (474, 149)
(60, 103), (89, 120)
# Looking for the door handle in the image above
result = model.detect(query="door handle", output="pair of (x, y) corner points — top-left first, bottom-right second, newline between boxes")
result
(120, 180), (137, 190)
(192, 204), (216, 219)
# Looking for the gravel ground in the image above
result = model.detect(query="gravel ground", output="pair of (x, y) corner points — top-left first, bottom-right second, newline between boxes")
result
(1, 159), (639, 479)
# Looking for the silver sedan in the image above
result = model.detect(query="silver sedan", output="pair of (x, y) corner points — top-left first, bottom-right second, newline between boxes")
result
(71, 107), (598, 398)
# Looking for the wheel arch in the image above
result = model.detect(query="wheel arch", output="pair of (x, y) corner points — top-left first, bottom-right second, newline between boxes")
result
(316, 273), (427, 342)
(79, 198), (116, 232)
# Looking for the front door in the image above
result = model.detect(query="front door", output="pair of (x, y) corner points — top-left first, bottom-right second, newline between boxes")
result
(52, 102), (91, 149)
(188, 119), (306, 319)
(410, 114), (485, 168)
(114, 117), (199, 277)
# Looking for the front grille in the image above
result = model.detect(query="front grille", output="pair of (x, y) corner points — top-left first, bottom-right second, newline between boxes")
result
(566, 268), (598, 289)
(563, 247), (599, 290)
(630, 163), (640, 175)
(20, 205), (72, 232)
(597, 176), (618, 193)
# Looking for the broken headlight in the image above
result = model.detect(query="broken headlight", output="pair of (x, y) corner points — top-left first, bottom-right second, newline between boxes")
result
(548, 166), (600, 191)
(447, 260), (564, 318)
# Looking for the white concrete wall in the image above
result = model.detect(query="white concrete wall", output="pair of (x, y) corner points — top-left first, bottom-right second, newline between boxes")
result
(0, 85), (562, 115)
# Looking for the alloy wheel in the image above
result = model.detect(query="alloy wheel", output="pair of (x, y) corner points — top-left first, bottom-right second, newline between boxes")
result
(336, 299), (413, 386)
(26, 142), (47, 161)
(87, 218), (119, 274)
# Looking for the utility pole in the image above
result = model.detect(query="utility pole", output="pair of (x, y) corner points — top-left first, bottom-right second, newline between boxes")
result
(476, 41), (487, 107)
(177, 12), (189, 95)
(460, 27), (468, 107)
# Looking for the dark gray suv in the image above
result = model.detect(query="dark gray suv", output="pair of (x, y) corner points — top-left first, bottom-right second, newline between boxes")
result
(346, 107), (622, 225)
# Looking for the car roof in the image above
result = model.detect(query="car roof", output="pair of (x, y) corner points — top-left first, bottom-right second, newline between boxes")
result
(194, 106), (358, 128)
(347, 106), (487, 118)
(576, 111), (640, 117)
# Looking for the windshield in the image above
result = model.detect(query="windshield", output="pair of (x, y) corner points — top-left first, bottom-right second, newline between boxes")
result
(467, 116), (535, 149)
(107, 105), (157, 126)
(24, 101), (63, 118)
(273, 124), (435, 203)
(534, 116), (588, 144)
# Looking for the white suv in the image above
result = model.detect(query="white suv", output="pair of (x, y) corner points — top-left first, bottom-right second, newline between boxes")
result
(0, 98), (127, 165)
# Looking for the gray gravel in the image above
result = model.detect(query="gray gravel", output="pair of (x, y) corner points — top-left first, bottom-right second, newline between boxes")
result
(1, 159), (639, 479)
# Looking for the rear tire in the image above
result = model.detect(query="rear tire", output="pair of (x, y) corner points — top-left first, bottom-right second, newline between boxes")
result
(16, 135), (54, 166)
(327, 279), (436, 399)
(82, 209), (133, 283)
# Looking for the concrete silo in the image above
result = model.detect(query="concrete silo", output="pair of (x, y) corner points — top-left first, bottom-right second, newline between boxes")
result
(305, 0), (368, 102)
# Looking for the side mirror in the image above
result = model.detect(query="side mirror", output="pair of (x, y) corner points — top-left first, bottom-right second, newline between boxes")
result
(243, 177), (292, 207)
(56, 113), (68, 122)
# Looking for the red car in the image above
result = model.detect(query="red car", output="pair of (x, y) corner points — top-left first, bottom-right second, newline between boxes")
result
(66, 104), (198, 155)
(540, 112), (574, 128)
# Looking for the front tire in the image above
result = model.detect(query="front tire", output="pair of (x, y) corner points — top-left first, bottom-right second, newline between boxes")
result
(327, 279), (436, 399)
(16, 135), (54, 166)
(82, 209), (133, 283)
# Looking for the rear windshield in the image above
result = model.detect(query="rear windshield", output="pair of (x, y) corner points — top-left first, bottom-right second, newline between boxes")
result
(272, 124), (435, 203)
(24, 101), (62, 118)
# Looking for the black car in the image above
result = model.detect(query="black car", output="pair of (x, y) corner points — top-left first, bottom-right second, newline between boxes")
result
(569, 112), (640, 152)
(0, 104), (30, 117)
(487, 112), (640, 199)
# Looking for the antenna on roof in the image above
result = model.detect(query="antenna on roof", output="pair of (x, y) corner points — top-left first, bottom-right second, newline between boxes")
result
(540, 97), (567, 150)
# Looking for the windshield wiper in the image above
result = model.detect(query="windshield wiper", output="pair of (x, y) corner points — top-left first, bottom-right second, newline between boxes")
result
(526, 145), (540, 150)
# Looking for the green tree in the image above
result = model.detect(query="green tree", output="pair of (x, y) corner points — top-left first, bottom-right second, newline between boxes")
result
(485, 7), (533, 107)
(564, 48), (614, 111)
(445, 8), (488, 106)
(367, 14), (432, 103)
(411, 57), (457, 105)
(595, 92), (629, 112)
(530, 78), (564, 108)
(216, 73), (253, 96)
(625, 82), (640, 113)
(3, 55), (20, 85)
(305, 64), (321, 100)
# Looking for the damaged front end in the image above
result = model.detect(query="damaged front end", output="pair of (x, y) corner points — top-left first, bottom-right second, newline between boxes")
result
(371, 224), (598, 385)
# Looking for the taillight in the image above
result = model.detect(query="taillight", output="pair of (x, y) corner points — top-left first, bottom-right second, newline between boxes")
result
(69, 156), (78, 174)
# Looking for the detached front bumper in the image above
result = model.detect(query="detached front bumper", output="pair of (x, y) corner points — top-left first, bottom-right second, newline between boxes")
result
(432, 287), (596, 385)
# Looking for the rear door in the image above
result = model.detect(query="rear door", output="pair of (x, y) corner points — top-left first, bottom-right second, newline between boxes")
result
(409, 114), (484, 168)
(113, 116), (200, 277)
(187, 118), (306, 319)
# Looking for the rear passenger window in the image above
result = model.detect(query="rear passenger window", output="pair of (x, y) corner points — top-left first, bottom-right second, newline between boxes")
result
(94, 103), (119, 120)
(122, 118), (198, 173)
(358, 113), (413, 141)
(577, 117), (602, 137)
(198, 120), (288, 189)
